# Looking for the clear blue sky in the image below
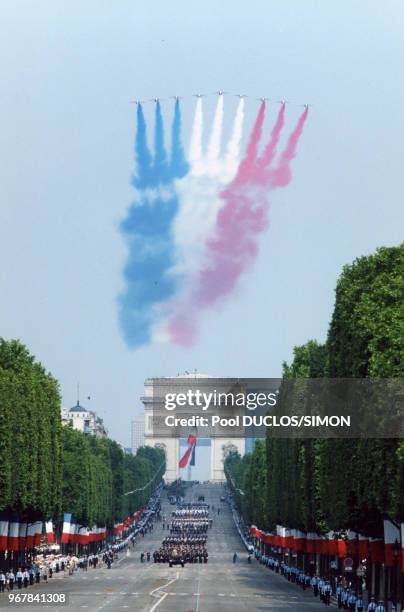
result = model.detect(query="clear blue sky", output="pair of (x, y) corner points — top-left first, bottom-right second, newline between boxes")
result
(1, 0), (403, 446)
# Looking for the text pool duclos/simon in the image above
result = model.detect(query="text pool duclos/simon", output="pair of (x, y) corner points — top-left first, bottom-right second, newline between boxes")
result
(164, 415), (351, 428)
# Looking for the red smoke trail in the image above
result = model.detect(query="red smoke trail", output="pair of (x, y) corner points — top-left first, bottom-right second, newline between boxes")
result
(169, 310), (197, 347)
(268, 106), (309, 188)
(237, 101), (266, 181)
(169, 106), (308, 346)
(258, 103), (286, 170)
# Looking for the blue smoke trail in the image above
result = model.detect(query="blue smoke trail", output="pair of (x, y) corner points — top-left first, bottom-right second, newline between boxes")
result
(171, 99), (188, 177)
(133, 104), (153, 189)
(118, 101), (189, 348)
(151, 101), (167, 182)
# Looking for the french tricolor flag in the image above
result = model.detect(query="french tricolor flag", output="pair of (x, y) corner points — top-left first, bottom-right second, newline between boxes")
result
(294, 530), (306, 552)
(93, 526), (100, 542)
(88, 527), (95, 543)
(384, 518), (400, 567)
(113, 522), (124, 535)
(306, 532), (317, 554)
(70, 521), (79, 544)
(19, 521), (27, 550)
(0, 513), (8, 552)
(77, 526), (89, 545)
(179, 435), (197, 468)
(98, 526), (106, 541)
(60, 513), (72, 544)
(34, 521), (42, 546)
(369, 538), (384, 563)
(45, 519), (55, 544)
(8, 516), (20, 551)
(25, 521), (42, 549)
(69, 524), (77, 544)
(26, 523), (36, 549)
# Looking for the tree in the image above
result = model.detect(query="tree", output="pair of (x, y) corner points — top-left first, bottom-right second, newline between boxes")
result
(228, 243), (403, 538)
(0, 338), (166, 531)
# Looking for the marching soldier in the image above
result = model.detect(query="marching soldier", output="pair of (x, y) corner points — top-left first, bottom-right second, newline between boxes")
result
(23, 569), (29, 588)
(356, 595), (363, 612)
(336, 583), (343, 608)
(323, 581), (332, 606)
(7, 570), (15, 590)
(366, 597), (377, 611)
(347, 591), (357, 611)
(318, 577), (325, 601)
(16, 568), (23, 589)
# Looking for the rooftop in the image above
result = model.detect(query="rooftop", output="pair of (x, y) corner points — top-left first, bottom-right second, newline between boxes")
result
(69, 401), (88, 413)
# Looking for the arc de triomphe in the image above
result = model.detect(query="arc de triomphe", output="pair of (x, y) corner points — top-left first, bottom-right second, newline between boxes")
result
(142, 375), (245, 482)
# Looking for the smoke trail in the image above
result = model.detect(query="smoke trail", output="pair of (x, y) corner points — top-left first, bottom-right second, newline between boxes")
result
(189, 98), (203, 168)
(168, 188), (267, 346)
(133, 104), (153, 189)
(224, 98), (245, 179)
(206, 95), (224, 168)
(171, 99), (188, 178)
(151, 101), (167, 182)
(169, 103), (267, 343)
(192, 187), (267, 308)
(269, 107), (309, 187)
(169, 105), (308, 346)
(237, 101), (266, 181)
(163, 98), (246, 345)
(258, 103), (286, 169)
(118, 101), (189, 348)
(170, 96), (245, 283)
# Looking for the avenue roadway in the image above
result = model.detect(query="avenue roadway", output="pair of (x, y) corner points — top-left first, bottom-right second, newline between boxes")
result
(0, 484), (333, 611)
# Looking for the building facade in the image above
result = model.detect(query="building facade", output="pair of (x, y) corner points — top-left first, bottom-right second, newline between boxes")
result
(62, 401), (108, 438)
(131, 417), (145, 454)
(142, 375), (245, 482)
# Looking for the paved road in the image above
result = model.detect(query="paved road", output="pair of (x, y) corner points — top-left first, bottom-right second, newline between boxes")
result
(0, 484), (332, 611)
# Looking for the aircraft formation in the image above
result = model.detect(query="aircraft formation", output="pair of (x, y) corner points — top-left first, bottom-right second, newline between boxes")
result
(130, 92), (312, 107)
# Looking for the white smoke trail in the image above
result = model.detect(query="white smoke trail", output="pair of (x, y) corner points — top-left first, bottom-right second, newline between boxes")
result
(172, 99), (245, 278)
(189, 97), (203, 170)
(224, 98), (245, 180)
(206, 95), (224, 170)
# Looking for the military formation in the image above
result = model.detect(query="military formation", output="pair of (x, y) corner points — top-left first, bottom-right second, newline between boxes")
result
(255, 554), (387, 611)
(170, 519), (210, 534)
(153, 502), (211, 565)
